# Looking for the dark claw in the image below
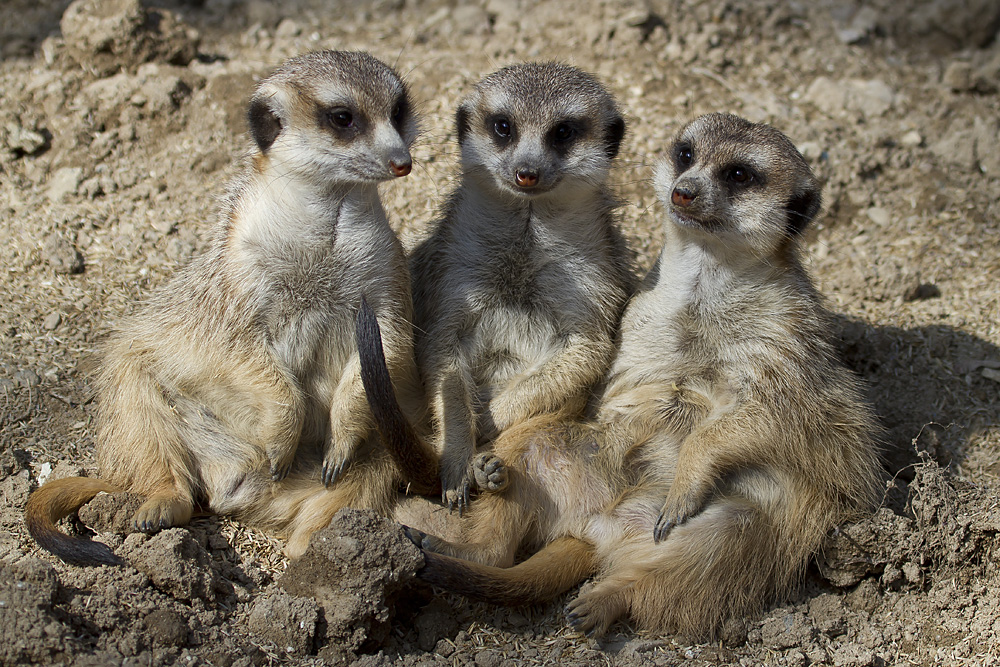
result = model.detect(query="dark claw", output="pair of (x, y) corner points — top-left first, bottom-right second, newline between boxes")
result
(653, 513), (675, 543)
(322, 459), (346, 487)
(271, 463), (290, 482)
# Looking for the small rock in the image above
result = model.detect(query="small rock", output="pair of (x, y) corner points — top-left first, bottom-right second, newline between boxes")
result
(851, 79), (895, 118)
(274, 18), (301, 38)
(126, 528), (224, 602)
(943, 61), (972, 91)
(247, 589), (319, 655)
(903, 282), (941, 302)
(807, 594), (847, 637)
(143, 609), (189, 647)
(42, 312), (62, 331)
(983, 368), (1000, 383)
(900, 130), (922, 148)
(832, 642), (877, 667)
(759, 611), (815, 649)
(474, 649), (502, 667)
(60, 0), (199, 76)
(151, 218), (177, 235)
(414, 598), (459, 651)
(14, 369), (41, 389)
(865, 207), (890, 226)
(4, 125), (49, 156)
(835, 6), (879, 44)
(42, 235), (85, 274)
(797, 141), (823, 162)
(78, 491), (144, 535)
(972, 116), (1000, 175)
(46, 167), (83, 202)
(805, 77), (894, 118)
(35, 462), (54, 486)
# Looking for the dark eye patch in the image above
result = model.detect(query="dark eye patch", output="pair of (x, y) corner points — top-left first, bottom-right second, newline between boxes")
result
(487, 114), (515, 147)
(721, 163), (762, 188)
(674, 141), (694, 171)
(547, 118), (589, 155)
(316, 103), (366, 137)
(391, 96), (409, 130)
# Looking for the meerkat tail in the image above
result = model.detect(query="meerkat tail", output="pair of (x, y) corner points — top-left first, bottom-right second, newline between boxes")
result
(24, 477), (124, 567)
(356, 297), (440, 495)
(419, 536), (597, 606)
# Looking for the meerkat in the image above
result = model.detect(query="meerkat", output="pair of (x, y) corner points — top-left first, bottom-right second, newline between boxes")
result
(405, 113), (884, 640)
(24, 50), (437, 566)
(386, 63), (635, 512)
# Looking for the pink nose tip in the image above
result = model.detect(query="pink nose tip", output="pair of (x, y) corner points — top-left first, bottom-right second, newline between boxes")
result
(671, 188), (695, 207)
(390, 161), (411, 177)
(515, 169), (538, 188)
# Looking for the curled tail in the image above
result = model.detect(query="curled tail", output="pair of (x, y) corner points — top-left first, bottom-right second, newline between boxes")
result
(418, 536), (597, 606)
(24, 476), (124, 566)
(355, 297), (439, 495)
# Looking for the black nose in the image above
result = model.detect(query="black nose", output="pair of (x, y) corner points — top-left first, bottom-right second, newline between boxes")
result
(671, 184), (697, 207)
(515, 168), (539, 188)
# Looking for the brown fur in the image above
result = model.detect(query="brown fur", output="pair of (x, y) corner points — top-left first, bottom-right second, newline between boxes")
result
(410, 114), (883, 639)
(24, 50), (433, 565)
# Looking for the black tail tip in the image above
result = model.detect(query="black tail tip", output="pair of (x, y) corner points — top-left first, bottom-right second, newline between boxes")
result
(31, 530), (124, 567)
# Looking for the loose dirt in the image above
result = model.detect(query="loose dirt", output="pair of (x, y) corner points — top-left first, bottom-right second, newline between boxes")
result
(1, 0), (999, 665)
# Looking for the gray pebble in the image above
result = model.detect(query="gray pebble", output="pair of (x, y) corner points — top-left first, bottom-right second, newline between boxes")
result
(42, 312), (62, 331)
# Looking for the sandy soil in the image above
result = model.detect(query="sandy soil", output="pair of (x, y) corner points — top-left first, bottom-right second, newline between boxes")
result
(1, 0), (999, 665)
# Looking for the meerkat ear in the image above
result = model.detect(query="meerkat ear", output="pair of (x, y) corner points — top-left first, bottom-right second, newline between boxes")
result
(248, 96), (282, 153)
(604, 116), (626, 159)
(455, 103), (472, 145)
(785, 180), (822, 236)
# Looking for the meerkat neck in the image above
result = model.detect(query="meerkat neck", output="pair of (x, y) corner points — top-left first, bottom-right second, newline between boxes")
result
(229, 169), (382, 260)
(457, 183), (612, 242)
(655, 233), (790, 312)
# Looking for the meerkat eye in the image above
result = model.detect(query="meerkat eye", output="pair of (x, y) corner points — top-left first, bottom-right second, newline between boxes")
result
(552, 123), (575, 143)
(494, 118), (512, 138)
(327, 108), (354, 129)
(727, 166), (753, 184)
(676, 145), (693, 167)
(391, 100), (407, 129)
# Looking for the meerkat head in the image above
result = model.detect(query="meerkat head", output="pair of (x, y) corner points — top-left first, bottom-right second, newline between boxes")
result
(653, 113), (821, 258)
(454, 62), (625, 199)
(246, 50), (417, 186)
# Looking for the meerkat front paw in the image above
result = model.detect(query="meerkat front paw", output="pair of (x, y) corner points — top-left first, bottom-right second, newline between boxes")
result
(653, 478), (708, 542)
(441, 476), (472, 515)
(439, 458), (473, 514)
(471, 452), (509, 493)
(267, 443), (297, 482)
(320, 437), (357, 487)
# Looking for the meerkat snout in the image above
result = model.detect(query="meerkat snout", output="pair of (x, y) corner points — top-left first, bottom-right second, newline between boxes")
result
(514, 167), (539, 188)
(671, 181), (698, 207)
